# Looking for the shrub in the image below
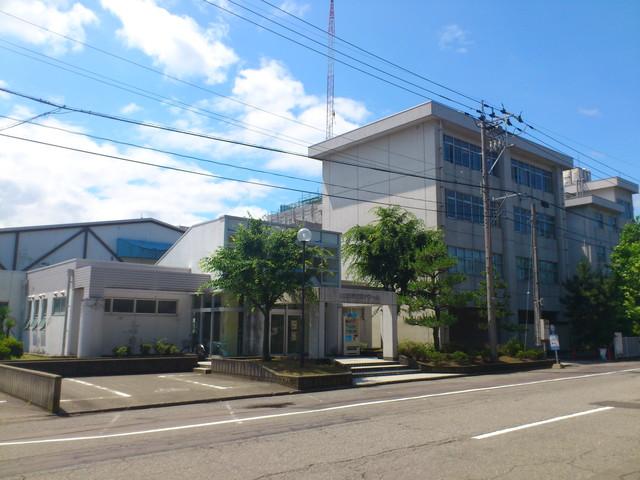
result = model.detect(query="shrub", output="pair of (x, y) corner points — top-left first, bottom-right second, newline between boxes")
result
(154, 339), (179, 355)
(2, 337), (24, 358)
(140, 343), (153, 356)
(450, 351), (470, 364)
(112, 345), (131, 357)
(499, 338), (524, 357)
(399, 340), (435, 362)
(0, 342), (10, 360)
(424, 349), (444, 364)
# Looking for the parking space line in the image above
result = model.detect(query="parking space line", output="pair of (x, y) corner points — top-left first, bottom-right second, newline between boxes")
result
(0, 400), (7, 404)
(66, 379), (131, 398)
(60, 396), (121, 403)
(472, 406), (615, 439)
(158, 375), (230, 390)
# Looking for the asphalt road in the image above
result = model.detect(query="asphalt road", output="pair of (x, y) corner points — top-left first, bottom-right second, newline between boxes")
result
(1, 361), (639, 480)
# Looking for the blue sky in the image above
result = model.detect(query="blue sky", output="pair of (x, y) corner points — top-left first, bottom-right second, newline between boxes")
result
(0, 0), (638, 227)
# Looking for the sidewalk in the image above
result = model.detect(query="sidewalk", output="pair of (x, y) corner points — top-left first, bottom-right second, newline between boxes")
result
(59, 371), (295, 414)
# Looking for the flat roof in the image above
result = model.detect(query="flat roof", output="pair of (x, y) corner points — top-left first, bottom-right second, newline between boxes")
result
(309, 101), (573, 168)
(0, 218), (185, 234)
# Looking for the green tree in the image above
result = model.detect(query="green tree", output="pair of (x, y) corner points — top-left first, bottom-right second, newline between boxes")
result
(342, 206), (428, 297)
(401, 230), (469, 351)
(610, 218), (640, 335)
(473, 274), (515, 334)
(0, 306), (16, 338)
(199, 219), (328, 361)
(562, 259), (625, 349)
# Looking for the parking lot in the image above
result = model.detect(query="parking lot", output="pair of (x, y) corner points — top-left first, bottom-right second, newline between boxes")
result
(58, 372), (294, 414)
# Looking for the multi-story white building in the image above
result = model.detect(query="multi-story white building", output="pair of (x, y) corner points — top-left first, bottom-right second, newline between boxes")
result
(310, 101), (637, 348)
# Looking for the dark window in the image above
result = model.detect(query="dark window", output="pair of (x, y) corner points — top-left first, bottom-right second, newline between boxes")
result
(135, 300), (156, 314)
(512, 159), (553, 193)
(104, 298), (112, 312)
(158, 300), (177, 314)
(112, 299), (135, 313)
(443, 134), (499, 176)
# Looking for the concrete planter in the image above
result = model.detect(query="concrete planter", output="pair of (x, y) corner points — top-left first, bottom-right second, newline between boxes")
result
(3, 355), (199, 377)
(417, 359), (554, 374)
(208, 358), (352, 391)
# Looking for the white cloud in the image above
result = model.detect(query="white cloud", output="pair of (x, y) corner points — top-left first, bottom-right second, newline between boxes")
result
(0, 0), (98, 55)
(578, 107), (600, 117)
(101, 0), (238, 84)
(120, 102), (142, 115)
(0, 106), (272, 228)
(438, 24), (472, 54)
(0, 80), (9, 99)
(277, 0), (310, 18)
(136, 58), (369, 177)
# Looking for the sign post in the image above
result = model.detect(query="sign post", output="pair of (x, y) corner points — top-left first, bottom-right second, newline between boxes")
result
(548, 324), (562, 368)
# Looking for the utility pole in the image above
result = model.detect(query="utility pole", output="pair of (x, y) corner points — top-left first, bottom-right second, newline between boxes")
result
(480, 108), (498, 361)
(476, 101), (518, 361)
(530, 202), (542, 346)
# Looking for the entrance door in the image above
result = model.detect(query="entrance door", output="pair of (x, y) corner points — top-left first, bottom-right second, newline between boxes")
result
(270, 313), (285, 355)
(286, 313), (301, 355)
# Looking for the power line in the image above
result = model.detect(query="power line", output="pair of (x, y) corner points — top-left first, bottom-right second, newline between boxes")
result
(0, 112), (443, 207)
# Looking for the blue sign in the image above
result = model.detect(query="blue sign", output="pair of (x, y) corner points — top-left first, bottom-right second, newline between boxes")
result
(549, 334), (560, 351)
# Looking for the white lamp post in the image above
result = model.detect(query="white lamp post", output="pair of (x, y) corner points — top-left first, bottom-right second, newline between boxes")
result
(297, 227), (312, 367)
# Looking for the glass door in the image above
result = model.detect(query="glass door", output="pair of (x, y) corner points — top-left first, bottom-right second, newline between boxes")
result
(286, 313), (301, 355)
(270, 312), (285, 355)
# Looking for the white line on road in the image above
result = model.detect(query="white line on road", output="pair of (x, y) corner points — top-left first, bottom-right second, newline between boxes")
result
(66, 379), (131, 398)
(472, 406), (615, 439)
(0, 400), (7, 404)
(1, 367), (637, 447)
(60, 396), (121, 403)
(158, 375), (230, 390)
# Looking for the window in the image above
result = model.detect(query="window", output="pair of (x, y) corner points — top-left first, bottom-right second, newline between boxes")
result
(52, 297), (66, 315)
(112, 299), (135, 313)
(516, 257), (532, 281)
(448, 246), (503, 276)
(39, 298), (48, 329)
(608, 216), (618, 232)
(443, 134), (499, 176)
(539, 261), (558, 284)
(511, 159), (553, 193)
(135, 299), (156, 314)
(104, 298), (112, 312)
(594, 212), (604, 229)
(596, 245), (606, 263)
(446, 190), (484, 224)
(617, 200), (634, 219)
(24, 300), (32, 329)
(158, 300), (177, 314)
(513, 207), (555, 238)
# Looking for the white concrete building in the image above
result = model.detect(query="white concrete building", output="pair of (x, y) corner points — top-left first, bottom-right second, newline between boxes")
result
(0, 218), (185, 338)
(310, 101), (637, 348)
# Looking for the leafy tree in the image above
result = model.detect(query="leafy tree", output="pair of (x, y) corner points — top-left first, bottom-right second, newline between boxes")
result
(401, 230), (469, 351)
(199, 219), (328, 361)
(342, 206), (428, 297)
(473, 274), (514, 333)
(0, 306), (16, 338)
(562, 259), (625, 349)
(610, 218), (640, 335)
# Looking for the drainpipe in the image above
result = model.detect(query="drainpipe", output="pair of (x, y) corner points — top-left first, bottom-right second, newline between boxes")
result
(61, 269), (74, 356)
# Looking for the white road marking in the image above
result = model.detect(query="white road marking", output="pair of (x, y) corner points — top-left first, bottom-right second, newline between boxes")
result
(158, 375), (230, 390)
(1, 367), (637, 447)
(66, 379), (131, 398)
(0, 400), (7, 404)
(60, 396), (121, 403)
(472, 406), (615, 439)
(225, 402), (243, 425)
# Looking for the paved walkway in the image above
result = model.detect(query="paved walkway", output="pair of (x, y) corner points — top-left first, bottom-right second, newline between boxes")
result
(60, 372), (294, 414)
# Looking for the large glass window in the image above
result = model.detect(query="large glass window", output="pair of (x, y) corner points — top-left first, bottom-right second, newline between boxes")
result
(448, 246), (503, 276)
(511, 159), (553, 193)
(596, 245), (606, 263)
(594, 212), (604, 229)
(513, 206), (555, 238)
(446, 190), (484, 224)
(516, 257), (558, 284)
(443, 134), (498, 176)
(617, 200), (634, 219)
(158, 300), (178, 314)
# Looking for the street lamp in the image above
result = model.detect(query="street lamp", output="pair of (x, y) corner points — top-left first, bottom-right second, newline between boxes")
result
(297, 227), (312, 368)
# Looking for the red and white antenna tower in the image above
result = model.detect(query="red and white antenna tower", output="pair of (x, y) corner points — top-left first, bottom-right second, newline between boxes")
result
(325, 0), (335, 139)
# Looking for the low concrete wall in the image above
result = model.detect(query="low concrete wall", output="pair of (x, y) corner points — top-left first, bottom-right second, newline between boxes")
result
(0, 364), (61, 413)
(3, 356), (199, 377)
(209, 358), (352, 390)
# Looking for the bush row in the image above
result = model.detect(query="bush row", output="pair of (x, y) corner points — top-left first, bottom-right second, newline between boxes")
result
(112, 339), (180, 357)
(0, 337), (24, 360)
